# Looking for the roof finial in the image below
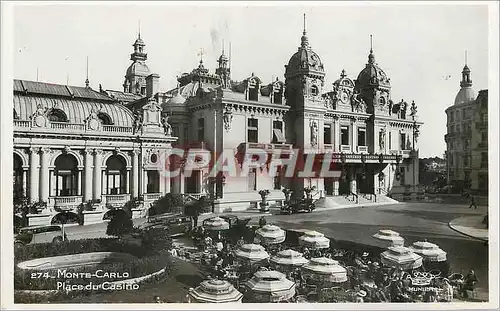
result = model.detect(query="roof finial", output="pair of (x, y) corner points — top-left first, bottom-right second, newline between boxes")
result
(303, 13), (306, 35)
(301, 13), (309, 48)
(85, 56), (89, 88)
(370, 34), (373, 53)
(222, 39), (225, 55)
(368, 35), (375, 64)
(465, 50), (468, 65)
(138, 20), (141, 39)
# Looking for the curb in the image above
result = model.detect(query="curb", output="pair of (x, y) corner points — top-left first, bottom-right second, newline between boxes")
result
(448, 219), (488, 242)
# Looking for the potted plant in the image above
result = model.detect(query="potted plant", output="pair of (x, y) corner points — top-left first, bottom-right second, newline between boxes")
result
(30, 200), (47, 214)
(258, 189), (270, 212)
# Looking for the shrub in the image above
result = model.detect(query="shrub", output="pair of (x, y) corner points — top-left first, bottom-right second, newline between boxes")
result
(141, 227), (173, 251)
(106, 213), (134, 237)
(149, 193), (184, 216)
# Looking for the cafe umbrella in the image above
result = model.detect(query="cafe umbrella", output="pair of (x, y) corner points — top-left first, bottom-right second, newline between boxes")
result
(189, 279), (243, 303)
(270, 249), (309, 268)
(255, 225), (286, 245)
(298, 231), (330, 250)
(408, 241), (448, 274)
(380, 246), (423, 270)
(234, 244), (270, 265)
(244, 270), (296, 303)
(372, 229), (405, 248)
(203, 216), (230, 231)
(301, 257), (348, 284)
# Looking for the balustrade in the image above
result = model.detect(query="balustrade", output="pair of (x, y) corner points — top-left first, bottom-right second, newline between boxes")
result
(51, 196), (83, 206)
(105, 194), (131, 203)
(144, 193), (162, 201)
(357, 146), (368, 153)
(340, 145), (351, 153)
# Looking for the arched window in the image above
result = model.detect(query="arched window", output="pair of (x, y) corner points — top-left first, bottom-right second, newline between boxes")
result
(47, 109), (68, 122)
(13, 153), (24, 200)
(105, 155), (127, 195)
(54, 154), (78, 196)
(13, 109), (19, 120)
(98, 112), (113, 125)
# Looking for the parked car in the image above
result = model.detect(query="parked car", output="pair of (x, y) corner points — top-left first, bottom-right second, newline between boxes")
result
(146, 213), (192, 237)
(14, 225), (67, 246)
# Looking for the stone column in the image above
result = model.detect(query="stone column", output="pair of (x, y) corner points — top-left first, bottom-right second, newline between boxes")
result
(28, 147), (40, 203)
(179, 171), (185, 194)
(333, 118), (340, 152)
(164, 174), (171, 194)
(143, 169), (148, 194)
(349, 168), (357, 194)
(126, 169), (130, 194)
(131, 149), (139, 198)
(39, 148), (50, 202)
(77, 170), (82, 196)
(93, 149), (103, 201)
(83, 149), (93, 202)
(22, 169), (28, 197)
(333, 179), (339, 196)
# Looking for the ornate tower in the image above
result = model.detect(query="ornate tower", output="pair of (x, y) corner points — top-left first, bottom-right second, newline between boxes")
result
(123, 31), (151, 95)
(355, 36), (391, 115)
(284, 14), (326, 150)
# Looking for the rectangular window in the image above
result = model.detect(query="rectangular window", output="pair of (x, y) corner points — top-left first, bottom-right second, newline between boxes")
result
(324, 124), (332, 144)
(463, 156), (469, 167)
(482, 113), (488, 123)
(197, 118), (205, 141)
(389, 132), (392, 150)
(456, 110), (460, 120)
(340, 125), (349, 145)
(357, 128), (366, 146)
(272, 120), (285, 143)
(273, 166), (281, 190)
(462, 109), (466, 119)
(400, 133), (406, 150)
(450, 112), (454, 123)
(248, 118), (258, 143)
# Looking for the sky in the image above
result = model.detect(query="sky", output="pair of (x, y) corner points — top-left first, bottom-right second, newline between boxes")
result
(12, 3), (489, 158)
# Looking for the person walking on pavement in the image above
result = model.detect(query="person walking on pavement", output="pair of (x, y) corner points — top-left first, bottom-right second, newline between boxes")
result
(469, 195), (477, 209)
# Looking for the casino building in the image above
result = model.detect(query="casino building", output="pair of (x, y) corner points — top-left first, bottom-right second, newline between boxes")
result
(13, 20), (422, 226)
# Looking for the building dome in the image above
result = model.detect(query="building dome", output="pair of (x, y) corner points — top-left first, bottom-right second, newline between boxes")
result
(454, 87), (476, 106)
(126, 61), (150, 77)
(454, 63), (475, 105)
(356, 50), (390, 89)
(285, 22), (324, 79)
(285, 45), (324, 78)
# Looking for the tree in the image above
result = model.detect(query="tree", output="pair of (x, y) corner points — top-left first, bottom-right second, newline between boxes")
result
(184, 196), (212, 227)
(106, 212), (133, 238)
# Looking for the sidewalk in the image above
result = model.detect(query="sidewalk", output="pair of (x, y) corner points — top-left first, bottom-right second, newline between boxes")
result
(448, 215), (488, 242)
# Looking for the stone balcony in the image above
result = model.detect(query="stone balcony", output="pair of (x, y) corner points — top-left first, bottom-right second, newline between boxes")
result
(49, 196), (83, 211)
(103, 193), (131, 206)
(144, 193), (162, 201)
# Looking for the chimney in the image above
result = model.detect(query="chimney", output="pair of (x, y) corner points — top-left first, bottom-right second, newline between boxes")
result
(146, 73), (160, 98)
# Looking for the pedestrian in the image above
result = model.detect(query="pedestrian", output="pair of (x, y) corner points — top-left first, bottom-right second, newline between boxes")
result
(154, 295), (163, 303)
(259, 216), (267, 228)
(469, 195), (477, 209)
(461, 269), (478, 298)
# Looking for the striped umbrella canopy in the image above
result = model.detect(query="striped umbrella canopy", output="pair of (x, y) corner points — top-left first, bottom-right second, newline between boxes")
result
(189, 279), (243, 303)
(255, 225), (286, 245)
(244, 270), (296, 303)
(234, 244), (270, 264)
(408, 241), (447, 262)
(203, 217), (230, 231)
(372, 229), (405, 248)
(302, 257), (348, 283)
(381, 246), (423, 270)
(270, 249), (309, 267)
(298, 231), (330, 250)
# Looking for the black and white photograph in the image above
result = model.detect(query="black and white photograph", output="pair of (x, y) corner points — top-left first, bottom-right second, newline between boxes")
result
(1, 1), (498, 308)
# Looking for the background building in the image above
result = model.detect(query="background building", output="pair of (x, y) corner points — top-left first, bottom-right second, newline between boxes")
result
(13, 24), (423, 225)
(444, 62), (488, 194)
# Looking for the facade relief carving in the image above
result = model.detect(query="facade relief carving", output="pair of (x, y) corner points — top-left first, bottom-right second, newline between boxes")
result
(379, 127), (386, 151)
(161, 114), (172, 136)
(310, 120), (319, 147)
(31, 103), (49, 127)
(223, 106), (233, 132)
(85, 107), (102, 131)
